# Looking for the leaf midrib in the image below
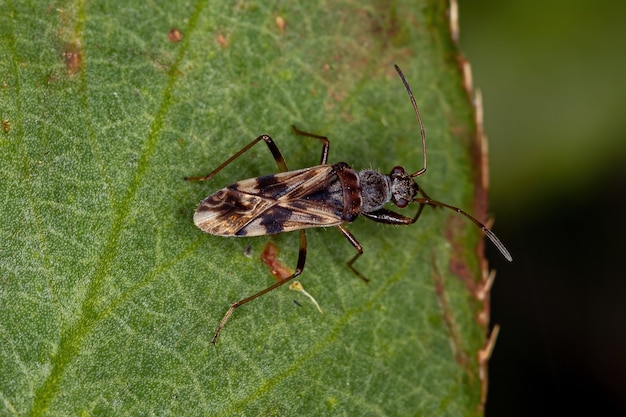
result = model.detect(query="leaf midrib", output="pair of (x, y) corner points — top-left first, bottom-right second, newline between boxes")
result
(28, 1), (209, 414)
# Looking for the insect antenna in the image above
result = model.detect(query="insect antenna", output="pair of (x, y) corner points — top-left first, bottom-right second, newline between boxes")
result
(396, 64), (511, 262)
(394, 64), (427, 178)
(414, 197), (513, 262)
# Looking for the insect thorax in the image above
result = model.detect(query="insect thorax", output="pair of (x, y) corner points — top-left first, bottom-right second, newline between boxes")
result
(358, 170), (392, 213)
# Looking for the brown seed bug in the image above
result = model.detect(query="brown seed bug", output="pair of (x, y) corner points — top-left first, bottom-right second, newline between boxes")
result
(186, 65), (512, 344)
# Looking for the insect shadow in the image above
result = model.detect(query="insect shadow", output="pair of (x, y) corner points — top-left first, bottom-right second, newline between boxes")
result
(186, 65), (513, 344)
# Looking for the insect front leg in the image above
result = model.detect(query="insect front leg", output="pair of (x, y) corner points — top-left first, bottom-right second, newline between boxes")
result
(336, 225), (369, 283)
(361, 206), (425, 225)
(185, 133), (290, 182)
(211, 230), (308, 344)
(361, 189), (436, 226)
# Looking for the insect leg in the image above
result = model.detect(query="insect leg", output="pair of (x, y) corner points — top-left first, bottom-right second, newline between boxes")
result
(336, 225), (369, 283)
(185, 134), (289, 182)
(211, 230), (308, 344)
(291, 125), (330, 165)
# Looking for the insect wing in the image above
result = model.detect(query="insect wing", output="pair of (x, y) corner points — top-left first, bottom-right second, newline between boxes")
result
(193, 165), (346, 237)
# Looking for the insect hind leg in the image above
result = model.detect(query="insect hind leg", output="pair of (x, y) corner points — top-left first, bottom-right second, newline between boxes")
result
(211, 230), (308, 344)
(185, 133), (290, 182)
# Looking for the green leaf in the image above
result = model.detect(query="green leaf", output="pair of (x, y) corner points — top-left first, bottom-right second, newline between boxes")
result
(1, 1), (492, 415)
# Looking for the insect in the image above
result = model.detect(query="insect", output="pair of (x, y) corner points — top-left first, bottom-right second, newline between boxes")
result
(186, 65), (513, 344)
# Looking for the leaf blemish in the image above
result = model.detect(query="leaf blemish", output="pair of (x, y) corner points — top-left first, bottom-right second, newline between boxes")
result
(168, 28), (183, 43)
(260, 241), (292, 281)
(260, 242), (323, 313)
(62, 42), (82, 75)
(275, 16), (286, 33)
(216, 32), (228, 48)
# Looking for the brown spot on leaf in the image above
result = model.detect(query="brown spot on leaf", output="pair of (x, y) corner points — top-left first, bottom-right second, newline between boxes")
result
(260, 242), (292, 281)
(168, 28), (183, 43)
(2, 120), (9, 133)
(275, 15), (286, 33)
(62, 42), (82, 75)
(216, 32), (228, 48)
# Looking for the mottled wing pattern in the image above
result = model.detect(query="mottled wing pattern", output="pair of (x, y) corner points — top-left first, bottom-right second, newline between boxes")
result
(193, 165), (346, 236)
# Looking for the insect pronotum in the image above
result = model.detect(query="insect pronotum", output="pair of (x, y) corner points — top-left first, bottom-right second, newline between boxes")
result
(186, 65), (513, 344)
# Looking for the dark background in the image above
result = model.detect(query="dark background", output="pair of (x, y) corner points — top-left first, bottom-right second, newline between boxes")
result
(460, 1), (626, 416)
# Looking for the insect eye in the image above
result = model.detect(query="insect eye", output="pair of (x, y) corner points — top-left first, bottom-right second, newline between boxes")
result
(391, 166), (405, 176)
(395, 198), (409, 208)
